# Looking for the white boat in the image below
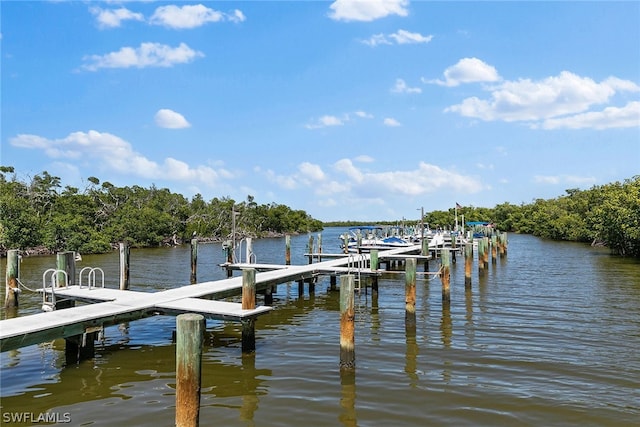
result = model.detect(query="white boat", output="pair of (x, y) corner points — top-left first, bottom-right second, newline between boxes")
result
(339, 226), (412, 253)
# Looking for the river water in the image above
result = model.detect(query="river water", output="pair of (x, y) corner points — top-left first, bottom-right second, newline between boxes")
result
(1, 228), (639, 426)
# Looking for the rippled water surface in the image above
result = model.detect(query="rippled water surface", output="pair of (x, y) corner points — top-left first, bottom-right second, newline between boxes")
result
(1, 229), (639, 426)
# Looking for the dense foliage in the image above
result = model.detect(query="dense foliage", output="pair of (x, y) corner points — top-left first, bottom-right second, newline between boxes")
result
(0, 167), (323, 254)
(420, 176), (639, 257)
(327, 176), (640, 258)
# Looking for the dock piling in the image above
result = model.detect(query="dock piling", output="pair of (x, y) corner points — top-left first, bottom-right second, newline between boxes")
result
(285, 235), (291, 265)
(4, 250), (19, 309)
(339, 275), (356, 371)
(441, 250), (451, 303)
(119, 242), (130, 290)
(370, 249), (379, 294)
(190, 238), (198, 284)
(175, 313), (205, 427)
(405, 258), (417, 326)
(464, 242), (473, 289)
(242, 269), (257, 353)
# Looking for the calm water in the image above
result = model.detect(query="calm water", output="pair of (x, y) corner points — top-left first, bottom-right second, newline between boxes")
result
(1, 228), (639, 426)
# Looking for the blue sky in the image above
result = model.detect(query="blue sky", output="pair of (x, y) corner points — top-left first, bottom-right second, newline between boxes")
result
(2, 1), (639, 222)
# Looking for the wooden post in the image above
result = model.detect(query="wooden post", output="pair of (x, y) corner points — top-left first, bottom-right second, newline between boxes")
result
(264, 285), (273, 306)
(483, 237), (490, 269)
(225, 241), (233, 278)
(190, 238), (198, 284)
(339, 275), (356, 370)
(242, 269), (256, 353)
(317, 233), (322, 262)
(246, 237), (253, 263)
(307, 234), (314, 264)
(56, 251), (75, 287)
(65, 331), (96, 364)
(330, 275), (337, 291)
(285, 235), (291, 265)
(464, 242), (473, 289)
(370, 249), (379, 294)
(501, 232), (508, 256)
(405, 258), (416, 326)
(242, 268), (256, 311)
(4, 249), (19, 309)
(441, 249), (451, 303)
(342, 233), (350, 254)
(119, 242), (130, 290)
(477, 238), (485, 274)
(491, 235), (497, 264)
(176, 313), (205, 427)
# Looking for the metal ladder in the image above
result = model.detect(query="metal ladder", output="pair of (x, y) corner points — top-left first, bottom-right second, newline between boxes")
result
(41, 269), (68, 312)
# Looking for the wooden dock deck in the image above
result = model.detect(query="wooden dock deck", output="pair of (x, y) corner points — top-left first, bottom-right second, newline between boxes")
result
(0, 244), (424, 353)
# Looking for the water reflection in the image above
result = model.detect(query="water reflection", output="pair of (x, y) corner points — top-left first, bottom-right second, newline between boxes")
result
(404, 321), (418, 387)
(339, 370), (357, 427)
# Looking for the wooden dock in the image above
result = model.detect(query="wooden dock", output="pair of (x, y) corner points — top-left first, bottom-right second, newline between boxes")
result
(0, 244), (424, 353)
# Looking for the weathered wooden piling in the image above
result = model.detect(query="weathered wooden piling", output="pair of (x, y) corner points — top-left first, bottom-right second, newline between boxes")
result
(370, 249), (379, 294)
(285, 235), (291, 265)
(65, 330), (97, 364)
(245, 237), (254, 263)
(307, 234), (314, 264)
(242, 268), (257, 353)
(483, 237), (490, 269)
(119, 242), (130, 290)
(342, 233), (350, 254)
(451, 235), (457, 263)
(405, 258), (417, 326)
(464, 242), (473, 289)
(190, 238), (198, 284)
(491, 235), (498, 264)
(339, 274), (356, 370)
(500, 232), (508, 256)
(477, 238), (485, 274)
(4, 249), (19, 309)
(441, 249), (451, 303)
(56, 251), (76, 287)
(330, 275), (337, 291)
(175, 313), (205, 427)
(225, 240), (233, 278)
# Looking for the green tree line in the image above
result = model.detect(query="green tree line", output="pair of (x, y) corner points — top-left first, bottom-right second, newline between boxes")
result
(0, 167), (323, 255)
(326, 176), (640, 258)
(420, 176), (639, 257)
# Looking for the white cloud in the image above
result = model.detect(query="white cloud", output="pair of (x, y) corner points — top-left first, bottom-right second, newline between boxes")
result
(333, 159), (482, 196)
(540, 101), (640, 130)
(90, 7), (144, 29)
(362, 29), (432, 46)
(305, 115), (344, 129)
(383, 117), (402, 127)
(445, 71), (640, 128)
(426, 57), (500, 87)
(155, 109), (191, 129)
(329, 0), (409, 22)
(306, 111), (375, 129)
(10, 130), (222, 185)
(149, 4), (245, 29)
(391, 78), (421, 94)
(354, 155), (375, 162)
(354, 111), (374, 119)
(81, 42), (204, 71)
(298, 162), (326, 181)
